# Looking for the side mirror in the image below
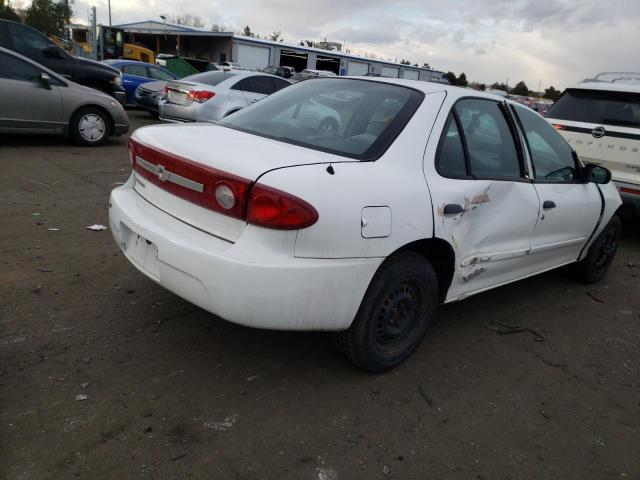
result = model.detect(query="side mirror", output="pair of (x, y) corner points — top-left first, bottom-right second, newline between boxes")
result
(582, 163), (612, 184)
(39, 72), (51, 90)
(42, 44), (62, 58)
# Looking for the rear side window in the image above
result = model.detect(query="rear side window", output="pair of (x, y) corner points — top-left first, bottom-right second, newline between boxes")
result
(546, 89), (640, 128)
(271, 77), (290, 92)
(6, 22), (52, 57)
(0, 51), (40, 81)
(436, 114), (467, 177)
(148, 67), (175, 81)
(232, 76), (273, 95)
(513, 104), (578, 182)
(437, 98), (522, 179)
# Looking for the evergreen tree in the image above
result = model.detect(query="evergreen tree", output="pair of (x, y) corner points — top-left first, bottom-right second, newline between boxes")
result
(0, 0), (20, 22)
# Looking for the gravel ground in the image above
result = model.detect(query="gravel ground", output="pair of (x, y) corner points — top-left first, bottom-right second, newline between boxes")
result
(1, 110), (639, 479)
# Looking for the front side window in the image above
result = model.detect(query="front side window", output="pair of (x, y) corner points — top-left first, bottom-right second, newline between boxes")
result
(7, 23), (51, 57)
(0, 52), (40, 81)
(219, 78), (424, 160)
(513, 104), (578, 182)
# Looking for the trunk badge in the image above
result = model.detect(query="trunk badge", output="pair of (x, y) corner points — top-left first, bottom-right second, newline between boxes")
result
(157, 165), (166, 182)
(591, 126), (606, 139)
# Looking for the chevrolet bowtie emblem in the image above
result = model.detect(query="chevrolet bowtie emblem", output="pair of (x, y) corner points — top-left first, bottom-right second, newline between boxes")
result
(157, 164), (167, 181)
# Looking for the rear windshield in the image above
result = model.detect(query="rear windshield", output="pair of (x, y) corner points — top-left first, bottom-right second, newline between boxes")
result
(546, 89), (640, 128)
(218, 78), (424, 160)
(183, 71), (236, 86)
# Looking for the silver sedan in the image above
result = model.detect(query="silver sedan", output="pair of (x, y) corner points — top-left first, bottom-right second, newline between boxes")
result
(159, 71), (291, 123)
(0, 47), (129, 146)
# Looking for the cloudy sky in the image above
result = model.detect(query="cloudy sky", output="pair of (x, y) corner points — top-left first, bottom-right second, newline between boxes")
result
(74, 0), (639, 90)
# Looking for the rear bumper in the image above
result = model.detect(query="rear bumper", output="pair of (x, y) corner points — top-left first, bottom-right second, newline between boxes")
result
(108, 178), (381, 331)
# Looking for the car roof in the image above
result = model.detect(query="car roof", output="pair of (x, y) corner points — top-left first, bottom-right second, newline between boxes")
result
(564, 81), (640, 94)
(335, 76), (516, 102)
(103, 59), (161, 67)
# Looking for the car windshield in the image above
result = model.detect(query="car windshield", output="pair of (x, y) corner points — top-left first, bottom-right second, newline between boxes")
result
(546, 89), (640, 128)
(183, 71), (236, 86)
(218, 78), (424, 160)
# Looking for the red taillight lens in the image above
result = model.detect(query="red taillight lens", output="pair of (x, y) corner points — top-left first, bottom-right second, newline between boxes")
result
(163, 85), (169, 95)
(129, 138), (252, 219)
(127, 140), (135, 166)
(553, 124), (563, 130)
(188, 90), (215, 103)
(247, 184), (318, 230)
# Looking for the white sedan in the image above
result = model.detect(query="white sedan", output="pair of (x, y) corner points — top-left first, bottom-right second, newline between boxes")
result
(109, 78), (622, 372)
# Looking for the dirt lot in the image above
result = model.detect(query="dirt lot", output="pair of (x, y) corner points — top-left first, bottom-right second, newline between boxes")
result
(1, 110), (639, 479)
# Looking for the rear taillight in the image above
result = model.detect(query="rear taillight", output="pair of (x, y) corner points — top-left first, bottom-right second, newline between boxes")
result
(247, 184), (318, 230)
(163, 85), (169, 95)
(188, 90), (215, 103)
(129, 139), (318, 229)
(129, 138), (251, 219)
(553, 124), (563, 130)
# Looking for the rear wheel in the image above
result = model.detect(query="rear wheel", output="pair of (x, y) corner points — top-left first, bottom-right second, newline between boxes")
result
(572, 215), (621, 283)
(334, 251), (438, 372)
(70, 107), (110, 146)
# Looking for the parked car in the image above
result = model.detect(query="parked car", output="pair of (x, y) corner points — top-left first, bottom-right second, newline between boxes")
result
(546, 72), (640, 214)
(301, 69), (338, 79)
(102, 59), (178, 106)
(109, 77), (621, 372)
(220, 62), (246, 71)
(273, 97), (343, 136)
(160, 71), (291, 123)
(134, 80), (166, 118)
(0, 19), (126, 103)
(0, 47), (129, 145)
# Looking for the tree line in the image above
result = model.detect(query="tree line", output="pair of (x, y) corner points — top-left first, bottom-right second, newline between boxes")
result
(445, 71), (561, 100)
(1, 0), (71, 38)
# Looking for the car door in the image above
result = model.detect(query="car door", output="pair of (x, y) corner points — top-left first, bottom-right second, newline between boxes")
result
(511, 103), (602, 268)
(0, 51), (63, 131)
(120, 64), (151, 101)
(427, 98), (541, 300)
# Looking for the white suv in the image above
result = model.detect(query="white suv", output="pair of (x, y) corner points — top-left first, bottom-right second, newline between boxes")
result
(546, 73), (640, 214)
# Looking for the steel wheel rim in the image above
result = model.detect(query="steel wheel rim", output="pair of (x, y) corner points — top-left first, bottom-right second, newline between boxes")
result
(373, 282), (421, 350)
(79, 114), (106, 142)
(594, 228), (617, 273)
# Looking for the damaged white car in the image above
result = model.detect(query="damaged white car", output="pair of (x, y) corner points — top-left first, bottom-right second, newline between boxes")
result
(109, 78), (622, 372)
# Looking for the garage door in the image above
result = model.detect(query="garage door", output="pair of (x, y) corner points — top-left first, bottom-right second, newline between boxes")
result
(347, 61), (369, 76)
(402, 70), (419, 80)
(237, 44), (270, 70)
(380, 66), (399, 78)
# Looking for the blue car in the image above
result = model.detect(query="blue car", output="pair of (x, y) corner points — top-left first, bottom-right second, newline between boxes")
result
(102, 59), (178, 106)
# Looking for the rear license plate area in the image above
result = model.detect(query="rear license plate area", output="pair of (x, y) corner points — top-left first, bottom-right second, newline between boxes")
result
(120, 223), (160, 280)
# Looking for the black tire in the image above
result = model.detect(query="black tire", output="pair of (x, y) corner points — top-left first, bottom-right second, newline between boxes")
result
(69, 107), (110, 146)
(334, 251), (438, 372)
(571, 215), (621, 283)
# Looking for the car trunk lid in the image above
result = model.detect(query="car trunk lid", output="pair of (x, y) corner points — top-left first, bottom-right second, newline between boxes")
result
(130, 123), (349, 241)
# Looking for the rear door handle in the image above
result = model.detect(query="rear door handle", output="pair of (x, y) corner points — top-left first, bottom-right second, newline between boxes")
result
(443, 204), (464, 215)
(543, 200), (556, 209)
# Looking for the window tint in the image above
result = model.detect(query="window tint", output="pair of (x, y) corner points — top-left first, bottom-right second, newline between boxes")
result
(122, 64), (148, 77)
(185, 71), (235, 86)
(271, 77), (290, 92)
(148, 67), (175, 81)
(0, 52), (40, 81)
(513, 104), (578, 182)
(233, 76), (273, 95)
(7, 22), (51, 57)
(219, 78), (424, 160)
(546, 89), (640, 128)
(436, 114), (467, 177)
(455, 99), (521, 178)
